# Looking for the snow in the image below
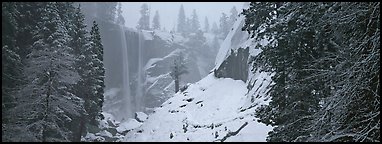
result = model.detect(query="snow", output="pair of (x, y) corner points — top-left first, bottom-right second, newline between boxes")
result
(98, 130), (113, 138)
(203, 32), (216, 47)
(83, 132), (105, 142)
(122, 73), (272, 142)
(144, 58), (162, 71)
(195, 56), (209, 77)
(153, 30), (185, 44)
(99, 111), (120, 129)
(116, 118), (142, 133)
(103, 88), (120, 100)
(144, 49), (183, 70)
(135, 112), (148, 122)
(141, 30), (154, 40)
(214, 12), (249, 70)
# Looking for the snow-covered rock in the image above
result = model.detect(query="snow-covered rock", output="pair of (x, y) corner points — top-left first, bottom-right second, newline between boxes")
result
(135, 112), (148, 123)
(141, 30), (154, 40)
(83, 132), (105, 142)
(97, 130), (113, 138)
(122, 73), (272, 142)
(116, 118), (143, 133)
(119, 3), (274, 142)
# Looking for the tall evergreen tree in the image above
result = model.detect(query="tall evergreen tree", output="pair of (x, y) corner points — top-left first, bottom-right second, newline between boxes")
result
(245, 2), (322, 141)
(89, 20), (105, 126)
(96, 2), (117, 23)
(204, 16), (210, 33)
(228, 6), (238, 28)
(211, 35), (220, 54)
(211, 22), (219, 35)
(137, 3), (150, 30)
(69, 3), (93, 141)
(14, 2), (41, 63)
(177, 4), (186, 34)
(170, 52), (188, 93)
(219, 12), (229, 38)
(3, 2), (83, 142)
(2, 2), (22, 116)
(190, 9), (201, 32)
(184, 17), (192, 35)
(306, 2), (380, 142)
(152, 10), (161, 30)
(116, 2), (125, 25)
(242, 2), (380, 142)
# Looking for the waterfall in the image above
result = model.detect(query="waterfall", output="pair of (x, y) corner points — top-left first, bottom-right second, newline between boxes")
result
(136, 30), (144, 112)
(119, 25), (133, 119)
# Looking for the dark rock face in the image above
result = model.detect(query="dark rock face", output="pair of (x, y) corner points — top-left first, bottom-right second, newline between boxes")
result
(214, 47), (249, 82)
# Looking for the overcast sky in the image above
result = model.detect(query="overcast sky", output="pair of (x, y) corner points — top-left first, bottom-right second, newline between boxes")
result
(122, 2), (244, 31)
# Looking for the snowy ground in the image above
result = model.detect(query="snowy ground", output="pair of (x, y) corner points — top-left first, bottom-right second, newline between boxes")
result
(121, 73), (272, 142)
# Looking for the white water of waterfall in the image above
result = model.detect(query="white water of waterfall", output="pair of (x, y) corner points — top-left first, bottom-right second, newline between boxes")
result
(119, 25), (133, 119)
(136, 30), (143, 112)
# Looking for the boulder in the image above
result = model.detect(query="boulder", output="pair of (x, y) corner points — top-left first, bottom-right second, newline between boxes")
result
(134, 112), (148, 122)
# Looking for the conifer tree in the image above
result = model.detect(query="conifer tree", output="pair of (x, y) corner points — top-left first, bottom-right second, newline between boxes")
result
(242, 2), (380, 142)
(2, 2), (22, 115)
(152, 10), (161, 30)
(211, 22), (219, 35)
(137, 3), (150, 30)
(204, 16), (210, 33)
(3, 2), (83, 141)
(116, 2), (125, 25)
(219, 13), (229, 38)
(228, 6), (238, 28)
(190, 9), (201, 32)
(177, 4), (186, 34)
(89, 20), (105, 125)
(170, 52), (188, 93)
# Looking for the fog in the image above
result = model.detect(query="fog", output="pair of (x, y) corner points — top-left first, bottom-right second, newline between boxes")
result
(122, 2), (244, 30)
(74, 2), (248, 121)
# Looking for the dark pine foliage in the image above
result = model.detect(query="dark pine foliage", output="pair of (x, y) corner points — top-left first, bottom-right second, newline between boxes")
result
(242, 2), (380, 142)
(2, 2), (107, 142)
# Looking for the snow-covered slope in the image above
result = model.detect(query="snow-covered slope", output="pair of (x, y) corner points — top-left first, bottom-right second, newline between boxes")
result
(118, 3), (275, 142)
(122, 73), (272, 142)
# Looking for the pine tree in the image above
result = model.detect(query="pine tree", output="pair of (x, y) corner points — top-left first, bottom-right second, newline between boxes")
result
(69, 3), (93, 141)
(251, 2), (322, 141)
(2, 2), (21, 111)
(137, 3), (150, 30)
(243, 2), (380, 142)
(190, 9), (201, 33)
(185, 29), (207, 51)
(170, 52), (188, 93)
(116, 2), (125, 25)
(177, 4), (186, 34)
(204, 16), (210, 33)
(228, 6), (238, 28)
(211, 35), (220, 54)
(306, 2), (380, 142)
(96, 2), (117, 23)
(211, 22), (219, 35)
(89, 20), (105, 126)
(56, 2), (76, 35)
(183, 17), (193, 36)
(219, 13), (229, 38)
(14, 2), (42, 63)
(3, 2), (83, 142)
(152, 10), (161, 30)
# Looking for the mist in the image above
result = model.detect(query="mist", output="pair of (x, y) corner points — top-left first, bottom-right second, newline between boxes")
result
(122, 2), (244, 31)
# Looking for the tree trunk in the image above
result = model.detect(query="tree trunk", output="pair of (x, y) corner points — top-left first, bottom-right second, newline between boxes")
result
(175, 76), (179, 93)
(74, 115), (86, 142)
(42, 72), (52, 142)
